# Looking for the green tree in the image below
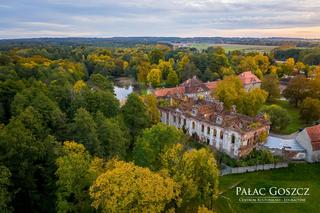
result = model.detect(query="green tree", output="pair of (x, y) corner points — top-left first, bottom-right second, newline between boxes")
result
(261, 74), (280, 102)
(259, 105), (291, 130)
(55, 141), (93, 213)
(122, 93), (150, 138)
(89, 160), (179, 213)
(300, 97), (320, 123)
(88, 73), (114, 93)
(95, 112), (128, 159)
(72, 108), (101, 155)
(0, 165), (12, 213)
(11, 87), (67, 140)
(72, 89), (120, 118)
(133, 123), (185, 170)
(0, 107), (60, 212)
(283, 76), (309, 107)
(150, 49), (164, 64)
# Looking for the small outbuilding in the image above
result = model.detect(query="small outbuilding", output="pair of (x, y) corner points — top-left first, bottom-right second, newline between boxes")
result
(296, 125), (320, 162)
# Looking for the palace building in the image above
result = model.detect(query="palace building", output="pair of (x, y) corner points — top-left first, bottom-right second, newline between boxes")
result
(159, 98), (270, 158)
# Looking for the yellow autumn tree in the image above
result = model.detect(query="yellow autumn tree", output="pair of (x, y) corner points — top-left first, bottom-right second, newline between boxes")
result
(161, 144), (219, 208)
(141, 94), (160, 124)
(214, 75), (244, 109)
(89, 160), (179, 213)
(147, 68), (162, 87)
(198, 206), (216, 213)
(73, 80), (87, 93)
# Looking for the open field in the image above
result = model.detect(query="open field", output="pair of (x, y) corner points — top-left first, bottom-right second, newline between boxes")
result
(186, 43), (278, 53)
(264, 100), (307, 135)
(215, 163), (320, 213)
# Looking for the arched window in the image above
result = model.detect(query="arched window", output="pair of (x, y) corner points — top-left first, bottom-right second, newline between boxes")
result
(192, 121), (195, 129)
(207, 127), (210, 134)
(213, 129), (217, 137)
(231, 134), (236, 144)
(201, 124), (204, 132)
(220, 131), (224, 140)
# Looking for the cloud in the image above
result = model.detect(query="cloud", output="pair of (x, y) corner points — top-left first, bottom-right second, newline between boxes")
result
(0, 0), (320, 38)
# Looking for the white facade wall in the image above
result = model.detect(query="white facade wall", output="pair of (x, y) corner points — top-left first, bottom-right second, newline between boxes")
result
(244, 83), (261, 91)
(296, 129), (320, 162)
(161, 110), (242, 158)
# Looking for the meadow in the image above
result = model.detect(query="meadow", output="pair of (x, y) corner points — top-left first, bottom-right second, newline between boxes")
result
(187, 43), (278, 53)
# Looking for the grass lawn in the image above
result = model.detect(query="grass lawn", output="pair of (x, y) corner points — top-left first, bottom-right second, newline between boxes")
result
(214, 163), (320, 213)
(187, 43), (278, 53)
(264, 99), (306, 135)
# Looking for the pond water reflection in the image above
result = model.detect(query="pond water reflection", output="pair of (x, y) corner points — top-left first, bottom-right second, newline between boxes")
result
(114, 85), (133, 101)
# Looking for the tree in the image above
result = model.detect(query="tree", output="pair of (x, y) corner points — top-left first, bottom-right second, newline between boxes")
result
(88, 73), (114, 93)
(72, 89), (120, 118)
(89, 160), (179, 213)
(207, 47), (229, 74)
(300, 98), (320, 124)
(11, 87), (67, 140)
(261, 74), (280, 102)
(198, 206), (215, 213)
(237, 88), (268, 116)
(283, 76), (309, 107)
(259, 105), (291, 130)
(150, 49), (164, 64)
(73, 80), (87, 93)
(214, 76), (244, 109)
(137, 61), (151, 83)
(122, 93), (150, 138)
(0, 107), (60, 212)
(166, 69), (179, 87)
(160, 144), (219, 208)
(159, 60), (174, 80)
(95, 112), (128, 159)
(55, 141), (93, 213)
(282, 58), (295, 75)
(141, 94), (160, 125)
(147, 68), (162, 87)
(72, 108), (101, 155)
(133, 123), (184, 170)
(0, 165), (12, 213)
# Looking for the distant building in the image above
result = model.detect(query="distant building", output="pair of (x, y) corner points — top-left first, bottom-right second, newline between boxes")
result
(296, 124), (320, 162)
(238, 71), (262, 91)
(159, 98), (270, 158)
(154, 71), (260, 98)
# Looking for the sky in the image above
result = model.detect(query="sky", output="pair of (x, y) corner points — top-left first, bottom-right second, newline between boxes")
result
(0, 0), (320, 39)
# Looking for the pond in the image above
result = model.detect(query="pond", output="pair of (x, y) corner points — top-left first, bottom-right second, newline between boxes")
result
(114, 85), (134, 101)
(113, 77), (152, 103)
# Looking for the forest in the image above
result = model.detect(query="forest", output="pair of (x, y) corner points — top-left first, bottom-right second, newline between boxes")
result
(1, 42), (320, 213)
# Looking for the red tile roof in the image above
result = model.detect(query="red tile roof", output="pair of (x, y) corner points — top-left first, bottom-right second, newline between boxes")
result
(180, 76), (210, 94)
(238, 71), (261, 85)
(154, 86), (185, 97)
(205, 81), (219, 90)
(306, 124), (320, 151)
